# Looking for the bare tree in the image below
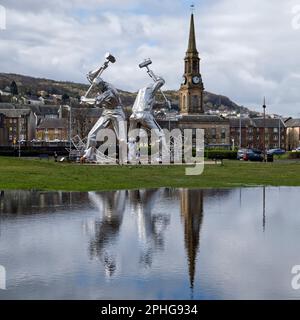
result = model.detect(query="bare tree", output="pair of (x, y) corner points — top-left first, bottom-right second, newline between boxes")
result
(72, 107), (91, 138)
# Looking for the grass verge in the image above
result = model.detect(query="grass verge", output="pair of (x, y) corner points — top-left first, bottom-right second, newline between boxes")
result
(0, 157), (299, 191)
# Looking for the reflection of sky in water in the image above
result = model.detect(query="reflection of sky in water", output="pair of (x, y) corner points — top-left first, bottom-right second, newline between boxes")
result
(0, 187), (299, 300)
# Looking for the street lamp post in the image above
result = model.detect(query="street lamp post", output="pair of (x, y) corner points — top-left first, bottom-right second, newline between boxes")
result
(278, 116), (281, 149)
(69, 104), (72, 154)
(239, 112), (242, 148)
(18, 115), (21, 158)
(263, 98), (266, 162)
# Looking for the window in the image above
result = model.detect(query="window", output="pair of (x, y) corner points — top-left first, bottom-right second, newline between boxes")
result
(221, 128), (226, 139)
(193, 61), (198, 72)
(273, 128), (278, 133)
(211, 128), (216, 139)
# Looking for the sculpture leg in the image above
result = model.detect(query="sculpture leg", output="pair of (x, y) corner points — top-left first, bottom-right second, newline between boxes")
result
(128, 119), (139, 163)
(142, 114), (169, 162)
(111, 114), (127, 164)
(86, 116), (110, 150)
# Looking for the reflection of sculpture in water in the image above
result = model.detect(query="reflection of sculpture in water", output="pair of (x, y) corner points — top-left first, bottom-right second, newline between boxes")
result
(88, 191), (126, 277)
(180, 189), (203, 290)
(129, 189), (170, 268)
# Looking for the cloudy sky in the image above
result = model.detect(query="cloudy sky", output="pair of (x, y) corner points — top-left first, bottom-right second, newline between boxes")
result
(0, 0), (300, 116)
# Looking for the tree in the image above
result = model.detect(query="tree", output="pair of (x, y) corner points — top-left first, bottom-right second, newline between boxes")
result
(10, 81), (18, 96)
(72, 107), (92, 138)
(62, 93), (70, 104)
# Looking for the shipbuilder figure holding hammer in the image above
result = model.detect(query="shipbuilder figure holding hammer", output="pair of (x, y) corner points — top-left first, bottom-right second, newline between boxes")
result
(128, 59), (170, 163)
(81, 53), (127, 164)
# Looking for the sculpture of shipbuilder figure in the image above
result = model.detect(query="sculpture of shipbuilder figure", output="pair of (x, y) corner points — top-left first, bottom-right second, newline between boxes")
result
(128, 59), (170, 163)
(80, 53), (127, 164)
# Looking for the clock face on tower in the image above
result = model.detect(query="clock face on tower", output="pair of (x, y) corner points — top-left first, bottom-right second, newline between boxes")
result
(182, 76), (187, 85)
(192, 76), (201, 84)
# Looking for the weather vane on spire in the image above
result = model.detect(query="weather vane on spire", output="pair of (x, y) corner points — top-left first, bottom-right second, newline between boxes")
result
(190, 3), (195, 14)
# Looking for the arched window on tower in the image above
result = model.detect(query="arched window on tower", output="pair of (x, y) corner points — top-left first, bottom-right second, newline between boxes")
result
(185, 61), (188, 74)
(193, 60), (198, 73)
(185, 95), (188, 110)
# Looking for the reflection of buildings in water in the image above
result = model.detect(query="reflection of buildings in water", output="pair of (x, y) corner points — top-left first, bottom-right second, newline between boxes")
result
(180, 189), (203, 290)
(262, 186), (266, 232)
(129, 189), (170, 268)
(202, 189), (232, 200)
(88, 191), (126, 277)
(0, 190), (89, 215)
(0, 190), (3, 235)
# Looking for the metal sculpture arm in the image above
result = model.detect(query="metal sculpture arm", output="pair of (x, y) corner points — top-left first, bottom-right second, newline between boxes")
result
(81, 97), (96, 105)
(82, 52), (116, 101)
(139, 59), (171, 110)
(87, 64), (108, 84)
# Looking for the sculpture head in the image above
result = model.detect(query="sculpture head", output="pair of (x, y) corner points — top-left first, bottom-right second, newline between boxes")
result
(94, 77), (108, 92)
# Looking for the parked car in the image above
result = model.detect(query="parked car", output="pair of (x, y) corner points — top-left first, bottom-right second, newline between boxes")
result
(267, 148), (286, 155)
(243, 149), (264, 162)
(292, 147), (300, 152)
(237, 148), (247, 160)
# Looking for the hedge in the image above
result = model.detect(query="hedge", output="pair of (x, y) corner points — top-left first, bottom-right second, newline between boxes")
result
(287, 152), (300, 159)
(206, 150), (237, 160)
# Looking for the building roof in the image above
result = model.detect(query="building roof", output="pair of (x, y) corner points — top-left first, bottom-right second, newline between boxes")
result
(37, 118), (67, 129)
(0, 103), (61, 117)
(29, 105), (60, 115)
(285, 118), (300, 127)
(0, 108), (31, 117)
(0, 103), (16, 109)
(70, 107), (103, 118)
(229, 118), (256, 128)
(252, 117), (286, 128)
(179, 114), (229, 123)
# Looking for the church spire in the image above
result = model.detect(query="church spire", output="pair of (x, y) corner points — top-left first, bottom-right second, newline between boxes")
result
(187, 13), (198, 55)
(179, 9), (204, 114)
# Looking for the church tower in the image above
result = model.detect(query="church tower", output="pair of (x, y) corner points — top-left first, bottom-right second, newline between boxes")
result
(179, 13), (204, 114)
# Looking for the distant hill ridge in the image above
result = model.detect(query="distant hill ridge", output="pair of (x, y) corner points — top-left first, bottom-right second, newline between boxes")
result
(0, 72), (252, 114)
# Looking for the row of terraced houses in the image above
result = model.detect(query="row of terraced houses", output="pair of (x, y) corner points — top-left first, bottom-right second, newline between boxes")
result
(0, 102), (300, 150)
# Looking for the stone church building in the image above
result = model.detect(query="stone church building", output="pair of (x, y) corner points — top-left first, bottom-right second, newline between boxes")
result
(158, 13), (230, 146)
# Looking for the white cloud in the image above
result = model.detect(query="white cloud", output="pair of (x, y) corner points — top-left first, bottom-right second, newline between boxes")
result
(0, 0), (299, 116)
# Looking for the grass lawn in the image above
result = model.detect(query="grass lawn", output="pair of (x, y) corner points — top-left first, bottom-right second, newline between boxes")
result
(0, 156), (299, 191)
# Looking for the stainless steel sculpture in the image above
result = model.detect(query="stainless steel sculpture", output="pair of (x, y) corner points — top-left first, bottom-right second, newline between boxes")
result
(81, 53), (127, 164)
(128, 59), (170, 163)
